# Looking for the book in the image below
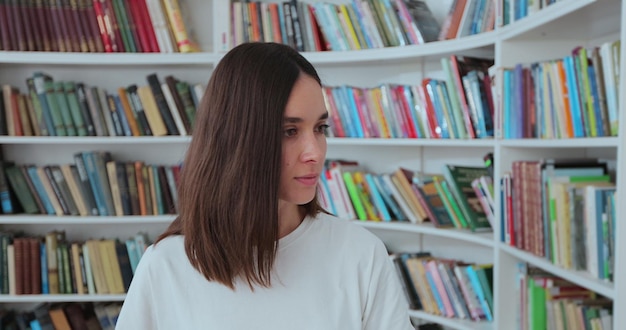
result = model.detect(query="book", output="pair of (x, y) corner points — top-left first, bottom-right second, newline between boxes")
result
(442, 164), (492, 231)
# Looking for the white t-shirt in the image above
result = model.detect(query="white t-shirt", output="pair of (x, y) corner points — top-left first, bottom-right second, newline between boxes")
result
(116, 213), (413, 330)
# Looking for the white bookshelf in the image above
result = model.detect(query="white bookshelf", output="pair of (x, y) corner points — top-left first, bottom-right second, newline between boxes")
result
(0, 0), (623, 329)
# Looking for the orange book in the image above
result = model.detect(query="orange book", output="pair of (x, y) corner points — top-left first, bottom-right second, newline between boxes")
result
(556, 59), (574, 138)
(117, 87), (141, 136)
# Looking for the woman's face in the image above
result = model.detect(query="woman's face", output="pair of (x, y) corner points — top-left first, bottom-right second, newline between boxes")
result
(279, 74), (328, 208)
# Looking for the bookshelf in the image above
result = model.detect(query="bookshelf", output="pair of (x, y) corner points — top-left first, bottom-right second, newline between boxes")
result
(0, 0), (624, 329)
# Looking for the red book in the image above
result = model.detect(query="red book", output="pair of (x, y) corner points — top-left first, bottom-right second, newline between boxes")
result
(68, 0), (89, 52)
(9, 0), (25, 51)
(120, 0), (142, 52)
(54, 0), (74, 51)
(0, 0), (12, 50)
(128, 0), (150, 52)
(323, 87), (346, 138)
(135, 0), (159, 52)
(29, 238), (41, 294)
(48, 0), (67, 51)
(101, 0), (123, 51)
(92, 0), (113, 52)
(419, 79), (441, 139)
(34, 0), (55, 51)
(78, 0), (103, 52)
(308, 4), (327, 51)
(61, 0), (82, 51)
(394, 86), (418, 138)
(18, 0), (36, 51)
(25, 0), (44, 50)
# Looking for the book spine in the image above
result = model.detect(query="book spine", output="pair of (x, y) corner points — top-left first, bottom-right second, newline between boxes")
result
(146, 73), (179, 135)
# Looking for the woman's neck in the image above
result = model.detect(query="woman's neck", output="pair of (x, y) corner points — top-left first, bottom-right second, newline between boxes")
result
(277, 203), (305, 238)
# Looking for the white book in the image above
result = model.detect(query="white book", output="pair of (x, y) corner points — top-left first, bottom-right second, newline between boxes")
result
(160, 82), (187, 135)
(145, 0), (175, 53)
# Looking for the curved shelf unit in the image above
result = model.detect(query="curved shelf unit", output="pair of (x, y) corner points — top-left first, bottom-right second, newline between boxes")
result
(496, 0), (620, 42)
(499, 243), (615, 299)
(328, 138), (495, 148)
(0, 52), (219, 66)
(0, 136), (192, 145)
(0, 215), (176, 225)
(0, 294), (125, 303)
(497, 137), (620, 148)
(355, 221), (494, 248)
(302, 32), (496, 65)
(408, 310), (492, 330)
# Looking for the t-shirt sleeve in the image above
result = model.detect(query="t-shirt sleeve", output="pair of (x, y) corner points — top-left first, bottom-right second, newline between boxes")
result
(115, 246), (158, 330)
(362, 239), (414, 330)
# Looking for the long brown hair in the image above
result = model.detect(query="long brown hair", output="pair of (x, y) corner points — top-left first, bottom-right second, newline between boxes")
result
(158, 43), (324, 289)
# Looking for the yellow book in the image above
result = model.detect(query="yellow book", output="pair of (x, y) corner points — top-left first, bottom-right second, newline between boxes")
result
(393, 168), (428, 222)
(338, 5), (361, 50)
(60, 164), (89, 216)
(367, 88), (391, 138)
(352, 171), (379, 221)
(70, 243), (85, 294)
(102, 240), (125, 294)
(137, 85), (168, 136)
(106, 161), (124, 216)
(161, 0), (198, 52)
(86, 240), (108, 294)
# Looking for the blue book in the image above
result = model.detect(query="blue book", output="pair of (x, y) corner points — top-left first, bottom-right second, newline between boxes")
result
(365, 173), (391, 221)
(426, 80), (449, 138)
(126, 239), (140, 274)
(40, 242), (48, 294)
(81, 151), (108, 216)
(113, 95), (132, 136)
(319, 172), (337, 215)
(372, 174), (406, 221)
(564, 56), (585, 137)
(424, 263), (447, 316)
(32, 72), (57, 136)
(465, 265), (493, 321)
(341, 86), (364, 138)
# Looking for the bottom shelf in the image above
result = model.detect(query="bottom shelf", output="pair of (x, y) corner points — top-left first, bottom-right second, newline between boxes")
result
(408, 310), (492, 330)
(0, 294), (126, 303)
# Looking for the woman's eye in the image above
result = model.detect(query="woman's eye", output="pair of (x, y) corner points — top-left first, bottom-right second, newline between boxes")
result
(284, 128), (297, 137)
(316, 124), (329, 133)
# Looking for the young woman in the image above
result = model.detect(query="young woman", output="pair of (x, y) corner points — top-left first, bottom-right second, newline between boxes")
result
(116, 42), (412, 330)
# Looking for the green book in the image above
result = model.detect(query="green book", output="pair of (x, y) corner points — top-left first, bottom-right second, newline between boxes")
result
(63, 82), (87, 136)
(442, 164), (492, 231)
(342, 171), (367, 220)
(5, 166), (40, 214)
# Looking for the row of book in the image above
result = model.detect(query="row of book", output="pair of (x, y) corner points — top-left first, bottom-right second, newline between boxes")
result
(324, 55), (495, 139)
(0, 301), (121, 330)
(0, 0), (198, 53)
(231, 0), (445, 52)
(391, 252), (494, 321)
(500, 158), (616, 282)
(1, 72), (202, 137)
(517, 264), (613, 330)
(0, 230), (151, 296)
(499, 41), (621, 139)
(1, 151), (182, 217)
(438, 0), (496, 41)
(317, 159), (494, 232)
(500, 0), (563, 26)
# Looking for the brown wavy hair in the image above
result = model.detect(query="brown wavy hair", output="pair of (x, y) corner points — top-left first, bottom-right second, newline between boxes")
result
(157, 43), (324, 289)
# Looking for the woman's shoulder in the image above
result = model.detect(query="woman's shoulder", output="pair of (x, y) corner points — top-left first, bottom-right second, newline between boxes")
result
(140, 235), (186, 266)
(311, 212), (384, 247)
